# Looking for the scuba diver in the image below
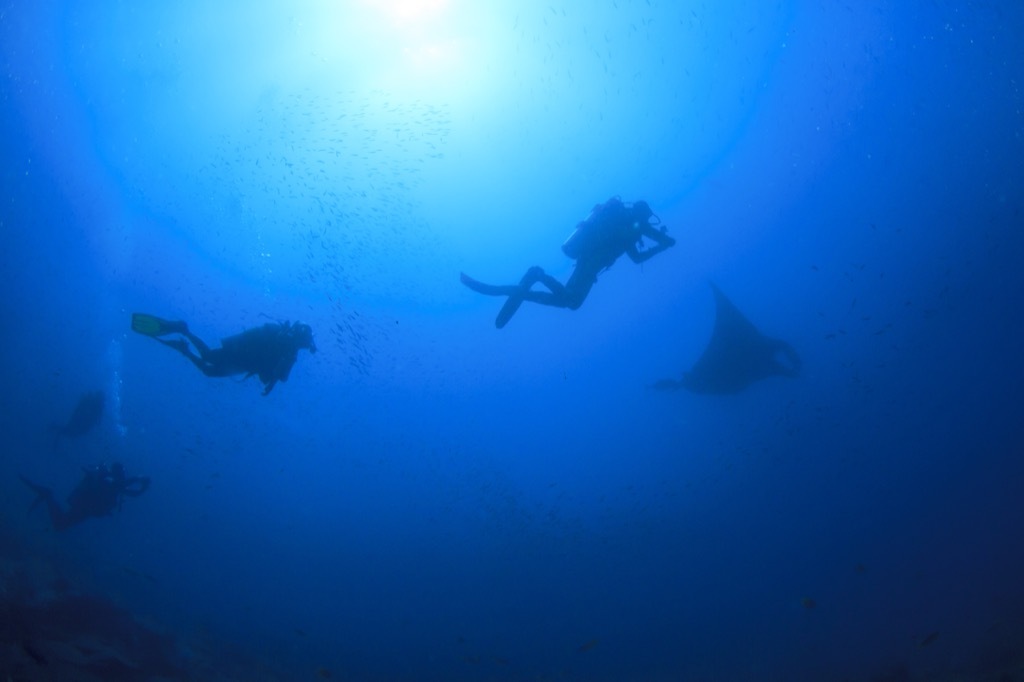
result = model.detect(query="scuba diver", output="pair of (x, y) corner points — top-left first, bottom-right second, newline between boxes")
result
(131, 314), (317, 395)
(20, 462), (150, 531)
(460, 197), (676, 328)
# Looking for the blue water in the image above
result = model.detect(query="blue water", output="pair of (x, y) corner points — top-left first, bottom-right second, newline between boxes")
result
(2, 1), (1022, 680)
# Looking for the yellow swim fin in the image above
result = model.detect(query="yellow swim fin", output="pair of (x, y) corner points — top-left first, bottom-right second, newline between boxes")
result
(131, 313), (186, 337)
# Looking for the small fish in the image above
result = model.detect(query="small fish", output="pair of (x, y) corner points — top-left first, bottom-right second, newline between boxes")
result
(577, 638), (598, 653)
(801, 597), (817, 609)
(919, 631), (939, 647)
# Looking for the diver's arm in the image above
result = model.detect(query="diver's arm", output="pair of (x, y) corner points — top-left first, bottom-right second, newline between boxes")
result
(628, 225), (676, 263)
(121, 476), (151, 497)
(267, 351), (297, 394)
(277, 352), (297, 381)
(261, 355), (291, 394)
(260, 344), (299, 396)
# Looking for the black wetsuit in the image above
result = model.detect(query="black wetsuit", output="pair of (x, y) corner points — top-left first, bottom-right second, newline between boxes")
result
(21, 464), (150, 531)
(157, 321), (317, 395)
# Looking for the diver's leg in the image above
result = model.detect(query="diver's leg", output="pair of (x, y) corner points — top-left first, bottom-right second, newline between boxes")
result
(557, 269), (596, 310)
(180, 330), (214, 356)
(159, 333), (232, 378)
(476, 266), (590, 327)
(155, 337), (200, 362)
(149, 321), (213, 358)
(494, 267), (552, 328)
(515, 268), (593, 311)
(154, 337), (220, 376)
(496, 266), (598, 326)
(525, 270), (567, 297)
(19, 477), (72, 530)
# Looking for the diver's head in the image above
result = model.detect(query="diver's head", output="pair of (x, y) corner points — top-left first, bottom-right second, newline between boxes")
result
(293, 323), (317, 353)
(632, 200), (653, 222)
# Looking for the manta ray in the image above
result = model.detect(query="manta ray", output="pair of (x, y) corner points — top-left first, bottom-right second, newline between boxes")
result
(52, 390), (105, 445)
(653, 283), (800, 394)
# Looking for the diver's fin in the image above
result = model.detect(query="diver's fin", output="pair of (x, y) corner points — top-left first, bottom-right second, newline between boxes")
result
(131, 313), (187, 337)
(460, 273), (519, 297)
(495, 293), (525, 329)
(19, 475), (53, 513)
(493, 267), (546, 328)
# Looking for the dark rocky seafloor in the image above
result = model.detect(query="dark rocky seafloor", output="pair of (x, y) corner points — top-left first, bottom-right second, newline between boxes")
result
(0, 528), (290, 682)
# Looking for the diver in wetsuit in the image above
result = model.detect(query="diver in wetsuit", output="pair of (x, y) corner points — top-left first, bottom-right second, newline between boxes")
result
(20, 462), (150, 531)
(131, 315), (317, 395)
(460, 197), (676, 328)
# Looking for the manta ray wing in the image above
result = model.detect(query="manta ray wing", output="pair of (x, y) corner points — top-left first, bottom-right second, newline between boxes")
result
(658, 284), (800, 394)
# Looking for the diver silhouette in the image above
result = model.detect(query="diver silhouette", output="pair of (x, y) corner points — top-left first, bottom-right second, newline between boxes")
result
(20, 462), (150, 531)
(461, 197), (676, 328)
(131, 314), (317, 395)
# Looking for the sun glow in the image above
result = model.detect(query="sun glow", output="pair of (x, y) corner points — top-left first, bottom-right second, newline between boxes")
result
(292, 0), (470, 92)
(361, 0), (450, 24)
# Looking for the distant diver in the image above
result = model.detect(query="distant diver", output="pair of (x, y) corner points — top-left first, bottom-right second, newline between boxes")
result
(52, 390), (104, 446)
(131, 314), (317, 396)
(461, 197), (676, 328)
(653, 283), (800, 394)
(20, 462), (150, 531)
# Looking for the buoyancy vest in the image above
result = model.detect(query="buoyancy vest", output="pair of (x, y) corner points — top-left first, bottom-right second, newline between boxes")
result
(561, 197), (629, 260)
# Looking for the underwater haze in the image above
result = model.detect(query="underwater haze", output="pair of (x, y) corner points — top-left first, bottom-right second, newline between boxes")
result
(2, 1), (1023, 680)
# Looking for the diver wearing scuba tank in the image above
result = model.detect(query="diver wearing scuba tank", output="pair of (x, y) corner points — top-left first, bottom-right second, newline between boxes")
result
(460, 197), (676, 328)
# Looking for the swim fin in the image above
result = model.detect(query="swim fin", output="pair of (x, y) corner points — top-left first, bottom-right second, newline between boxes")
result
(461, 273), (525, 327)
(495, 294), (524, 328)
(131, 313), (187, 337)
(19, 475), (53, 512)
(460, 273), (518, 297)
(494, 267), (548, 328)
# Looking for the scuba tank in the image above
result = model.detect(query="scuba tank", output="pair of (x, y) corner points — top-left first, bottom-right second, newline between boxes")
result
(561, 197), (626, 259)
